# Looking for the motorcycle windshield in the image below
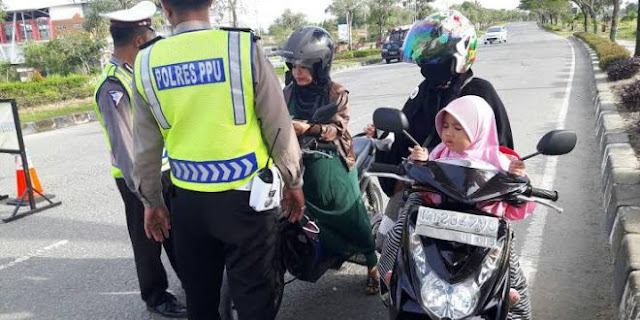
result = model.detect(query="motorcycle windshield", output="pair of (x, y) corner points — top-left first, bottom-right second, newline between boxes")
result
(405, 159), (527, 203)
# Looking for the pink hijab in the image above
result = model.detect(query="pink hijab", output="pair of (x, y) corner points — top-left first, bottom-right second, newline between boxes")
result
(429, 95), (511, 171)
(427, 95), (534, 221)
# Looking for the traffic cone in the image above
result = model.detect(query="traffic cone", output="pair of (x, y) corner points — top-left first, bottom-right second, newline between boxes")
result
(7, 152), (54, 206)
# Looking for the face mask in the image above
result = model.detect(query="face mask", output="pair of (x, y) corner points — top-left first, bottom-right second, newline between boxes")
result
(420, 57), (455, 88)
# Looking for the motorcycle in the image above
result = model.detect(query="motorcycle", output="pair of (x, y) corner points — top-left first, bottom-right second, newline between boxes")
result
(368, 108), (577, 320)
(219, 104), (386, 320)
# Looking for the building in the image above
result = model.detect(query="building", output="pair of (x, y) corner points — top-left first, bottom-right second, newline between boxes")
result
(1, 0), (90, 64)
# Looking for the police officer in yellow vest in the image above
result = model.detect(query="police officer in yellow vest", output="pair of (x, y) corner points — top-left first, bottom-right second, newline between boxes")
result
(131, 0), (305, 319)
(94, 2), (187, 318)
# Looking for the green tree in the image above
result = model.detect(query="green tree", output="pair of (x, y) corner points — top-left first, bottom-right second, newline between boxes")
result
(610, 0), (621, 41)
(368, 0), (397, 43)
(416, 0), (436, 19)
(83, 0), (163, 38)
(62, 32), (105, 74)
(24, 32), (104, 76)
(636, 0), (640, 56)
(0, 0), (6, 22)
(326, 0), (367, 49)
(267, 9), (309, 45)
(212, 0), (244, 27)
(24, 40), (71, 76)
(520, 0), (571, 25)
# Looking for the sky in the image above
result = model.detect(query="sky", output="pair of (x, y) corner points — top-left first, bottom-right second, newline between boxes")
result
(241, 0), (522, 30)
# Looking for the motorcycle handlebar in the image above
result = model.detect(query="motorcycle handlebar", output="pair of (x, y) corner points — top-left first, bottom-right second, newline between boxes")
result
(528, 187), (559, 202)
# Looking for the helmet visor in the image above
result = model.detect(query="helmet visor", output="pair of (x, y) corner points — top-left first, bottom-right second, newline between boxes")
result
(278, 49), (317, 69)
(402, 19), (461, 65)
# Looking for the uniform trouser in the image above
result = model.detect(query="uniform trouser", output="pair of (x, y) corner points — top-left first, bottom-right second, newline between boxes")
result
(115, 172), (180, 307)
(170, 187), (279, 320)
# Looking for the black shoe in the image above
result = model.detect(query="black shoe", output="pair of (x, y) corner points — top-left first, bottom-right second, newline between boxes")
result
(147, 293), (187, 318)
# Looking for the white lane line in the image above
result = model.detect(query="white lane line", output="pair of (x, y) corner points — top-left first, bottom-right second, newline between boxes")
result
(519, 38), (576, 288)
(99, 291), (141, 296)
(0, 240), (69, 271)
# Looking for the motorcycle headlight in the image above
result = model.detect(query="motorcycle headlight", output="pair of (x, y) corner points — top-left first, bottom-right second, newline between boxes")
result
(477, 239), (504, 285)
(408, 231), (505, 319)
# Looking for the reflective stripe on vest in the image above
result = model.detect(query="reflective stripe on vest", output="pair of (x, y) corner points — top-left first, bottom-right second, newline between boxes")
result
(170, 153), (256, 183)
(228, 31), (246, 125)
(134, 29), (268, 192)
(139, 45), (171, 129)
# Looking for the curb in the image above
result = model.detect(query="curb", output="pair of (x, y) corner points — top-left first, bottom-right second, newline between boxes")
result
(21, 110), (99, 136)
(333, 58), (383, 73)
(576, 37), (640, 319)
(23, 59), (383, 136)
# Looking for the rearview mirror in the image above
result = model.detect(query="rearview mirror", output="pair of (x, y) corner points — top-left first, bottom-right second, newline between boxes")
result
(537, 130), (577, 156)
(373, 108), (409, 135)
(521, 130), (577, 160)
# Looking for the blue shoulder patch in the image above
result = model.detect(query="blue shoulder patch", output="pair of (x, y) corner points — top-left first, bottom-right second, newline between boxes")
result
(152, 58), (226, 91)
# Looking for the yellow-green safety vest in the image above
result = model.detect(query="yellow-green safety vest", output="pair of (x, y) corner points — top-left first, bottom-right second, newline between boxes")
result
(134, 29), (269, 193)
(94, 62), (170, 178)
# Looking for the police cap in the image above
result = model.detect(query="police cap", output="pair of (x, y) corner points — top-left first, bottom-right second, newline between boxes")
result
(100, 1), (157, 28)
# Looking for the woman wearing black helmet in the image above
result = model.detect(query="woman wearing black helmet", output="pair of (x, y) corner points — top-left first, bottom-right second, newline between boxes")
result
(280, 26), (380, 295)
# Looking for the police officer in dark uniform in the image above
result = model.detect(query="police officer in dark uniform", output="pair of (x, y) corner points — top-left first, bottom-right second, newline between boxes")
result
(94, 2), (186, 317)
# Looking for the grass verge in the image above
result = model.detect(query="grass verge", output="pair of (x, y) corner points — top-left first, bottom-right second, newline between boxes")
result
(575, 32), (630, 69)
(18, 54), (384, 125)
(19, 101), (93, 123)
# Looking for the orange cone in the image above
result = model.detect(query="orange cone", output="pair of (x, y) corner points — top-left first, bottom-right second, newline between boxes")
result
(14, 152), (44, 200)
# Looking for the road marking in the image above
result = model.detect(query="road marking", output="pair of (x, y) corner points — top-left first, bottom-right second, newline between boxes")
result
(0, 240), (69, 271)
(519, 38), (576, 287)
(99, 291), (141, 296)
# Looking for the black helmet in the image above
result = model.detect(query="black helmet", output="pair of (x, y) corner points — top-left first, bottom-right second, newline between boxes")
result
(279, 26), (334, 74)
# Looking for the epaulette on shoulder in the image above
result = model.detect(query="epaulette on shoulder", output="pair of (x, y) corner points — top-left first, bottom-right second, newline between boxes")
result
(219, 26), (260, 41)
(139, 35), (164, 50)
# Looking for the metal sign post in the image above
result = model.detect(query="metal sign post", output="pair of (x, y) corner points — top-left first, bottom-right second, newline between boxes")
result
(0, 99), (61, 222)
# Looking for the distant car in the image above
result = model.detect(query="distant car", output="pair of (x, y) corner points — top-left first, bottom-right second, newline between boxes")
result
(484, 26), (508, 44)
(381, 26), (411, 63)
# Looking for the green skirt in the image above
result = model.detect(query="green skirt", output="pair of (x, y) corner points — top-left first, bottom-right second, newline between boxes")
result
(302, 151), (377, 267)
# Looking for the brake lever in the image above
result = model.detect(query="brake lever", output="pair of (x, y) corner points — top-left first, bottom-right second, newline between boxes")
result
(515, 195), (563, 214)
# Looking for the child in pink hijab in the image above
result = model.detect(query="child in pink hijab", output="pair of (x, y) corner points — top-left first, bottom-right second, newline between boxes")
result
(379, 95), (534, 307)
(408, 94), (535, 220)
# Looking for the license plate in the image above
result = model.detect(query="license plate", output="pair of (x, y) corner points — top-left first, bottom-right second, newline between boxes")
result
(415, 206), (500, 248)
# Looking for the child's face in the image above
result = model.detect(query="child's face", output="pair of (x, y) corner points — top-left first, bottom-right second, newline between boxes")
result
(441, 112), (471, 153)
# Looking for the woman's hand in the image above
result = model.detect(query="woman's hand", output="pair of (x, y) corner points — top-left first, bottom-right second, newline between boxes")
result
(364, 124), (376, 138)
(292, 120), (311, 136)
(508, 160), (526, 177)
(408, 146), (429, 162)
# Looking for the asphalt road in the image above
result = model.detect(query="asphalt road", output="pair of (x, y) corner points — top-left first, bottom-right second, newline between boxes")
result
(0, 22), (614, 319)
